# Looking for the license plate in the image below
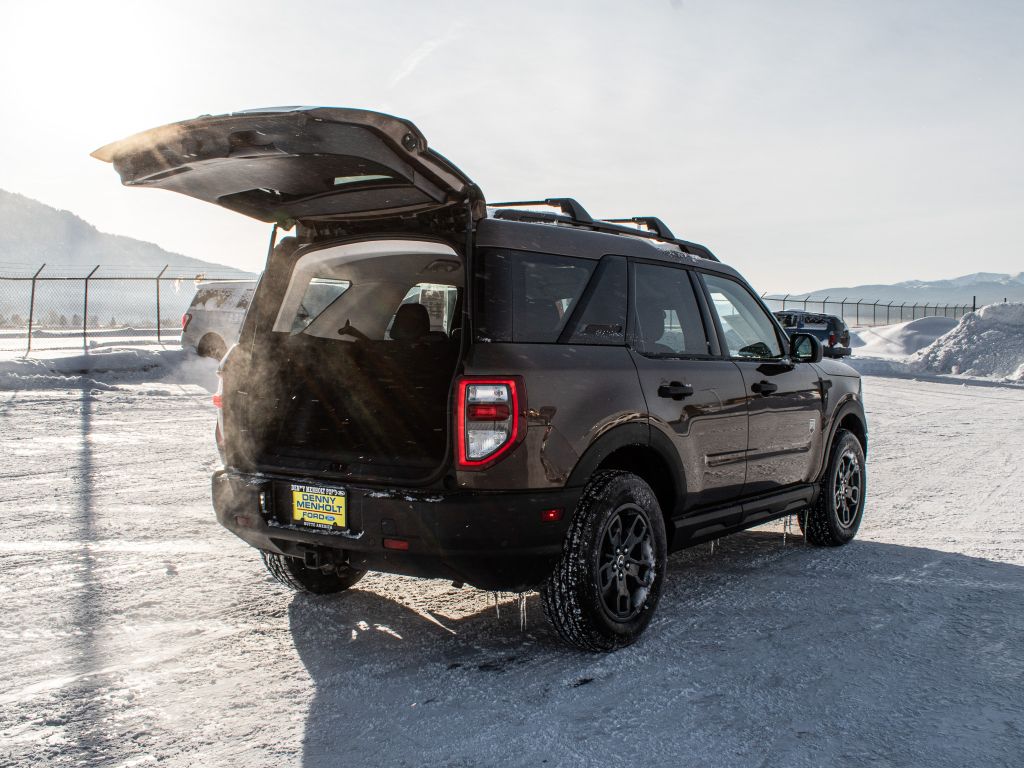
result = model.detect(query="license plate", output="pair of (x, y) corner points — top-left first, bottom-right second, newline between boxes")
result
(291, 484), (347, 529)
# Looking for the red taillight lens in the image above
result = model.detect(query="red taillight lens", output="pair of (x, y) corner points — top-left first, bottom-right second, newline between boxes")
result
(467, 403), (510, 421)
(828, 333), (836, 346)
(456, 377), (526, 470)
(182, 313), (192, 330)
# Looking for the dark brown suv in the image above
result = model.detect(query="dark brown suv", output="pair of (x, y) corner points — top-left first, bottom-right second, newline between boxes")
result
(95, 107), (868, 651)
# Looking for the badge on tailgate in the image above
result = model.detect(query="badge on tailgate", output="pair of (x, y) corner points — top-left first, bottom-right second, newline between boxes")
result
(291, 484), (347, 529)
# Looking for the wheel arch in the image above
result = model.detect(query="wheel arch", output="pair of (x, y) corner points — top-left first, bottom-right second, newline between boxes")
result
(818, 397), (867, 480)
(567, 423), (685, 548)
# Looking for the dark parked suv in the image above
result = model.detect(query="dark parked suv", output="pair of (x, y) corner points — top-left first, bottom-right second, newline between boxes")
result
(95, 107), (868, 651)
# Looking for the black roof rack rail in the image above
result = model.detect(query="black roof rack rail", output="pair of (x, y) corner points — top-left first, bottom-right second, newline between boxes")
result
(603, 217), (675, 240)
(487, 199), (718, 262)
(488, 198), (594, 223)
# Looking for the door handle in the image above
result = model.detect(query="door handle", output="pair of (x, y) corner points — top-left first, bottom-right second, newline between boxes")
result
(751, 380), (778, 396)
(657, 382), (694, 400)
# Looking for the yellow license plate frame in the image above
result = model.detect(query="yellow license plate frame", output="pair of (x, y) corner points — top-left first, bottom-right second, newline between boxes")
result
(291, 484), (347, 529)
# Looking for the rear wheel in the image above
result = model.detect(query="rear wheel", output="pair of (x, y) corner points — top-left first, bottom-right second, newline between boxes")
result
(261, 551), (366, 594)
(800, 429), (866, 546)
(541, 471), (667, 652)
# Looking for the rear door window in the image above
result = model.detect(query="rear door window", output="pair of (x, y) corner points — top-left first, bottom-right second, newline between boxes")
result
(630, 262), (711, 356)
(475, 250), (596, 342)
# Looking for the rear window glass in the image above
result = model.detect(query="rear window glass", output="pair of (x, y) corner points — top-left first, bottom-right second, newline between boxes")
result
(190, 287), (234, 309)
(475, 250), (595, 343)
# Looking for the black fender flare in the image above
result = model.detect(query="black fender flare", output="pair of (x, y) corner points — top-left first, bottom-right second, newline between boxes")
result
(816, 396), (867, 482)
(566, 422), (687, 517)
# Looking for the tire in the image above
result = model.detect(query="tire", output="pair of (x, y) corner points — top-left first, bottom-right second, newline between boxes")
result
(541, 471), (668, 652)
(261, 551), (366, 595)
(197, 333), (227, 360)
(800, 429), (866, 546)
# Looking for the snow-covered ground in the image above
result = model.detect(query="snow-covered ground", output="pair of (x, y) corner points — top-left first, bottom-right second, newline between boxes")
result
(2, 363), (1023, 767)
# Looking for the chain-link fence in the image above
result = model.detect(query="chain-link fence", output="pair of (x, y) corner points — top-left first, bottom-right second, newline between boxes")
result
(0, 264), (979, 354)
(0, 264), (255, 354)
(761, 295), (974, 327)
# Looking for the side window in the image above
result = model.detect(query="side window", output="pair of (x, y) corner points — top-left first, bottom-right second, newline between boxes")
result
(387, 282), (460, 338)
(702, 274), (783, 359)
(565, 256), (627, 345)
(290, 278), (351, 333)
(475, 250), (596, 343)
(630, 262), (710, 356)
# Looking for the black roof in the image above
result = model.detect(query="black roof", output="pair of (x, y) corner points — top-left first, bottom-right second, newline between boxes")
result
(475, 218), (739, 280)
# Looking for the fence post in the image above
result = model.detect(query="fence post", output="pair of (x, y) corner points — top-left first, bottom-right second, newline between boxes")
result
(83, 265), (99, 352)
(886, 301), (893, 324)
(840, 298), (847, 324)
(781, 293), (790, 310)
(155, 265), (168, 344)
(855, 299), (861, 326)
(803, 297), (810, 311)
(26, 264), (46, 356)
(872, 301), (879, 325)
(972, 295), (976, 313)
(822, 295), (829, 313)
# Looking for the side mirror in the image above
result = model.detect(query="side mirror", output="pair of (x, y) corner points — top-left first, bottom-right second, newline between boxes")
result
(790, 332), (823, 363)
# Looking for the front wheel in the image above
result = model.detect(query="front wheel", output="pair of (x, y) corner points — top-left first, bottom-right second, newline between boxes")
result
(541, 471), (668, 652)
(261, 552), (366, 594)
(801, 429), (866, 546)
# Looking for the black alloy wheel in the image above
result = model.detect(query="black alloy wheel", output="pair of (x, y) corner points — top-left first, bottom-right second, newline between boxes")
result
(597, 504), (657, 623)
(541, 471), (668, 652)
(802, 429), (866, 546)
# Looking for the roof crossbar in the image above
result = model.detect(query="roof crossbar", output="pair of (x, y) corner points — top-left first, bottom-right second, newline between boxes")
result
(603, 217), (675, 240)
(487, 199), (718, 262)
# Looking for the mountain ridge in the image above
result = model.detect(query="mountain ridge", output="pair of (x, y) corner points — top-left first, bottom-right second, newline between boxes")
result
(0, 189), (251, 277)
(790, 271), (1024, 306)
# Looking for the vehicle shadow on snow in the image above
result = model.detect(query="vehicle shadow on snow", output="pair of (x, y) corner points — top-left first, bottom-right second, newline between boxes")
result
(290, 531), (1024, 768)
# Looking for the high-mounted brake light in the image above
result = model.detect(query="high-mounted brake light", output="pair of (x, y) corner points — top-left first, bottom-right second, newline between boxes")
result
(456, 377), (526, 470)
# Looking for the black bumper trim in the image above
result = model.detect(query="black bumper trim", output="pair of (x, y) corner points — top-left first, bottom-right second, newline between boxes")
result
(211, 470), (581, 591)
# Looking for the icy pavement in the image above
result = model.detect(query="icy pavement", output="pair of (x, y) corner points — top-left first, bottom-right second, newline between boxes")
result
(1, 375), (1023, 767)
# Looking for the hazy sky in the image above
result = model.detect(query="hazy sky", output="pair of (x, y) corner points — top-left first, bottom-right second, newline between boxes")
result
(1, 0), (1021, 293)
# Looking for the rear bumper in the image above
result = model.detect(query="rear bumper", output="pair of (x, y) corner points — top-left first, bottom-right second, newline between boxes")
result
(212, 470), (581, 591)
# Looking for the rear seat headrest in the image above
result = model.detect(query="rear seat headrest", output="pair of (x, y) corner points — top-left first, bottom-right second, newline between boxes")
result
(391, 303), (431, 340)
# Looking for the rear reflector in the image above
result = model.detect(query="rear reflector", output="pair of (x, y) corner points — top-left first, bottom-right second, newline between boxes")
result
(212, 392), (223, 408)
(540, 508), (563, 523)
(383, 538), (410, 551)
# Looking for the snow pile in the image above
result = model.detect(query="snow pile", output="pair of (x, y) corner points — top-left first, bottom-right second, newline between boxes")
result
(914, 303), (1024, 381)
(851, 316), (958, 357)
(0, 348), (218, 391)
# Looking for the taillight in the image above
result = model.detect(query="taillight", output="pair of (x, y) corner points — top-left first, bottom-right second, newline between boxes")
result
(456, 377), (526, 469)
(212, 373), (223, 408)
(828, 333), (836, 346)
(182, 313), (192, 330)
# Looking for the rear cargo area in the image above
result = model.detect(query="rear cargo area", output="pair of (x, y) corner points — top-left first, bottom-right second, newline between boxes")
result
(225, 238), (464, 482)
